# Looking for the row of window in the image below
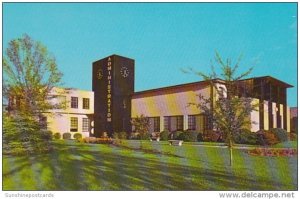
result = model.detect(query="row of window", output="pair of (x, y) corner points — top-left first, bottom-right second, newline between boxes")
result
(145, 115), (210, 133)
(70, 117), (90, 132)
(71, 97), (90, 109)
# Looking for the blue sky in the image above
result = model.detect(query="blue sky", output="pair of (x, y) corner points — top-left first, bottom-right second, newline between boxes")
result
(3, 3), (297, 106)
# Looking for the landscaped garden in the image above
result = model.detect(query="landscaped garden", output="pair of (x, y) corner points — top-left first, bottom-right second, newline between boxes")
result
(3, 139), (297, 191)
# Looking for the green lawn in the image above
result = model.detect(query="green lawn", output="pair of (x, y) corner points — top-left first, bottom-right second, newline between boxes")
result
(3, 140), (297, 191)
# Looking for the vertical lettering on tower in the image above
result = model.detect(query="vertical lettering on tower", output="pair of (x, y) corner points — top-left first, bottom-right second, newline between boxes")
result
(107, 57), (112, 122)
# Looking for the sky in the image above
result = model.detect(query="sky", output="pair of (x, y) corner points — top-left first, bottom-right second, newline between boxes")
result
(3, 2), (298, 107)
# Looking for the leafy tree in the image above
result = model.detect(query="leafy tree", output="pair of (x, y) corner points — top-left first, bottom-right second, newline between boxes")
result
(131, 114), (150, 138)
(184, 52), (257, 166)
(3, 34), (63, 115)
(3, 34), (63, 154)
(131, 114), (150, 148)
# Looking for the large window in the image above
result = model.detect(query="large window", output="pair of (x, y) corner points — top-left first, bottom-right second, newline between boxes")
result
(148, 117), (160, 132)
(164, 116), (170, 131)
(82, 118), (89, 132)
(188, 115), (196, 130)
(153, 117), (160, 132)
(70, 117), (78, 132)
(83, 98), (90, 109)
(71, 97), (78, 108)
(164, 116), (183, 131)
(176, 116), (183, 131)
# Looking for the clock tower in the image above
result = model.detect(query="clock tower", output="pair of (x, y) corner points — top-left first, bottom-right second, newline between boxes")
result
(92, 55), (134, 137)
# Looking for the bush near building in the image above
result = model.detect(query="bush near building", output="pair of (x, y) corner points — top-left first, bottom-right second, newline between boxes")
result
(73, 133), (82, 140)
(169, 131), (183, 140)
(3, 113), (53, 155)
(256, 130), (280, 146)
(290, 133), (297, 141)
(53, 133), (61, 140)
(178, 131), (199, 142)
(233, 129), (258, 145)
(113, 132), (128, 139)
(137, 133), (150, 140)
(256, 128), (289, 146)
(159, 130), (169, 141)
(269, 128), (288, 142)
(202, 130), (224, 142)
(63, 132), (72, 140)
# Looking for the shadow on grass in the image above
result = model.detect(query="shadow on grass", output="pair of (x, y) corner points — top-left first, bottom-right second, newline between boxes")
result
(3, 141), (297, 191)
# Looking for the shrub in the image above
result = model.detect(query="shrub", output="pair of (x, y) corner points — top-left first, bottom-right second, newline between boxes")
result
(203, 130), (223, 142)
(169, 131), (183, 140)
(40, 130), (53, 141)
(159, 130), (169, 141)
(290, 133), (297, 141)
(247, 148), (297, 157)
(233, 129), (257, 145)
(112, 132), (119, 139)
(82, 137), (113, 144)
(113, 132), (128, 139)
(119, 132), (128, 139)
(63, 132), (71, 140)
(128, 132), (139, 140)
(53, 132), (61, 140)
(197, 133), (203, 141)
(256, 130), (280, 146)
(178, 131), (199, 142)
(270, 128), (288, 142)
(6, 141), (26, 155)
(73, 133), (82, 140)
(137, 133), (150, 140)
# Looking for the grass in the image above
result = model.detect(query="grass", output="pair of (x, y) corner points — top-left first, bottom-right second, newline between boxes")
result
(3, 140), (298, 191)
(271, 141), (298, 148)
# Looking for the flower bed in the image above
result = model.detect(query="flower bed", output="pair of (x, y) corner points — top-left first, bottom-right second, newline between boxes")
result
(247, 148), (297, 157)
(79, 137), (113, 144)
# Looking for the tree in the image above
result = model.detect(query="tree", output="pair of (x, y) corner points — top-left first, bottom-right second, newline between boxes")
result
(131, 114), (150, 139)
(3, 34), (63, 116)
(131, 114), (150, 149)
(184, 52), (257, 166)
(3, 34), (63, 154)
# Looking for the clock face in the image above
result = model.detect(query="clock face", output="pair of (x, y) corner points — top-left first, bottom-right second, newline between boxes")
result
(97, 69), (103, 80)
(120, 66), (129, 78)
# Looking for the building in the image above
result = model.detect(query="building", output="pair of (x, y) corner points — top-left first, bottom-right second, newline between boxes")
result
(91, 54), (292, 137)
(132, 76), (292, 134)
(33, 54), (292, 138)
(44, 87), (94, 138)
(290, 107), (298, 134)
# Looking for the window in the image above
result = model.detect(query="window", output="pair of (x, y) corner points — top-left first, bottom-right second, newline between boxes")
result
(153, 117), (160, 132)
(70, 117), (78, 132)
(71, 97), (78, 108)
(83, 98), (90, 109)
(82, 118), (89, 132)
(176, 116), (183, 130)
(188, 115), (196, 130)
(164, 116), (170, 131)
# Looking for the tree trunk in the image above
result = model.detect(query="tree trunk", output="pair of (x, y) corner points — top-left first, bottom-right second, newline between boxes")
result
(228, 139), (233, 166)
(229, 146), (233, 166)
